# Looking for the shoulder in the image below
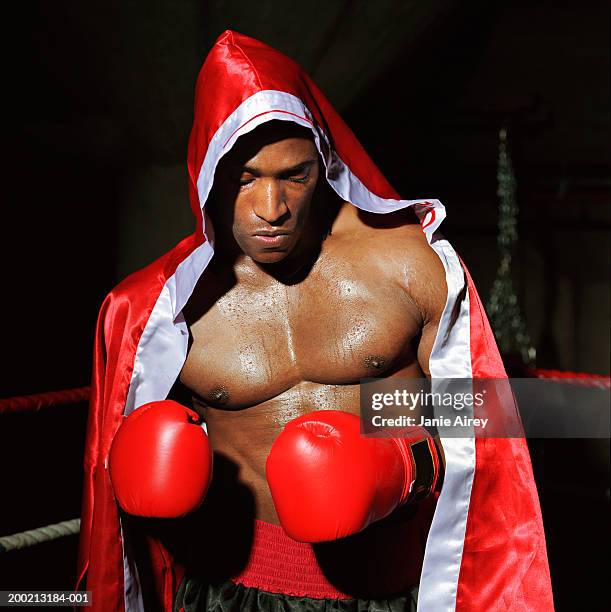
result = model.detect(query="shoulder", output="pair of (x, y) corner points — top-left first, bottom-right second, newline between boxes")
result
(334, 206), (447, 323)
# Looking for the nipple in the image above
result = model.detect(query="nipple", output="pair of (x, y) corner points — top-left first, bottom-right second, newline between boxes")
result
(209, 386), (230, 405)
(364, 355), (387, 371)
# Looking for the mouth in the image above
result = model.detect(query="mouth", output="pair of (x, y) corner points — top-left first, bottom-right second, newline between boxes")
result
(252, 231), (291, 246)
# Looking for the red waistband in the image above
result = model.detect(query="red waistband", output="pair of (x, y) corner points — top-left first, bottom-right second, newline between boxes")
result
(231, 520), (352, 599)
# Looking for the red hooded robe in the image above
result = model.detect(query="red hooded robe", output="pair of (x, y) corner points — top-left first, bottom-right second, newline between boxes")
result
(76, 30), (554, 612)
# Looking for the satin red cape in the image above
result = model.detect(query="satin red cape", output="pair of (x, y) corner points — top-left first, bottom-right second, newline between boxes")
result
(458, 266), (553, 609)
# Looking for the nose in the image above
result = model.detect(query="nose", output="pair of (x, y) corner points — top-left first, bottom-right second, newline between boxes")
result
(252, 179), (289, 225)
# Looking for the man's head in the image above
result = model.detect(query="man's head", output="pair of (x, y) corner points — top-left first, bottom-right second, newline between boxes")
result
(209, 121), (322, 265)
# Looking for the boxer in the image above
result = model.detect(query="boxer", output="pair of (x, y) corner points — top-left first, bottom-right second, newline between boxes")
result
(84, 30), (552, 612)
(109, 120), (444, 610)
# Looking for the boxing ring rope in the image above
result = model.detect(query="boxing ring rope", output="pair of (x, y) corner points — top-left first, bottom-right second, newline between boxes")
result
(528, 368), (610, 389)
(0, 519), (81, 554)
(0, 386), (90, 415)
(0, 387), (90, 554)
(0, 373), (608, 554)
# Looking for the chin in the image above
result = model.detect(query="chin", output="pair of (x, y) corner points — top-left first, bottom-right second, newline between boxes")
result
(251, 250), (291, 264)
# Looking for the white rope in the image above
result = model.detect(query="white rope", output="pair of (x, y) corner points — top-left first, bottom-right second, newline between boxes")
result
(0, 518), (80, 553)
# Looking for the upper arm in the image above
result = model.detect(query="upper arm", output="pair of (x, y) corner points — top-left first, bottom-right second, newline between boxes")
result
(417, 312), (444, 377)
(398, 229), (448, 377)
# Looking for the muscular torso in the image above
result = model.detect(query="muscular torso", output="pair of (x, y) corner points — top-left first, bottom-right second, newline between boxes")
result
(180, 204), (433, 516)
(178, 203), (446, 593)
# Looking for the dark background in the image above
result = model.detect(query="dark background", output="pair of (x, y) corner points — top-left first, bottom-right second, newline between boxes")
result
(1, 1), (609, 610)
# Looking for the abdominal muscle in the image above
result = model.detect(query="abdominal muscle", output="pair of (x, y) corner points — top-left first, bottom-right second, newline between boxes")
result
(189, 370), (431, 596)
(196, 379), (363, 524)
(191, 353), (425, 516)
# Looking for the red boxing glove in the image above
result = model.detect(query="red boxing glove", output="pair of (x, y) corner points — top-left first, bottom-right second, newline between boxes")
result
(109, 400), (212, 518)
(266, 410), (440, 542)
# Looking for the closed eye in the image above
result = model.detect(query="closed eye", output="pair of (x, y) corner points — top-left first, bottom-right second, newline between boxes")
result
(285, 174), (309, 183)
(279, 161), (315, 183)
(236, 159), (317, 186)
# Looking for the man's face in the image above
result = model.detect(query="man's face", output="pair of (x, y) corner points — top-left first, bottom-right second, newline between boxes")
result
(213, 126), (320, 264)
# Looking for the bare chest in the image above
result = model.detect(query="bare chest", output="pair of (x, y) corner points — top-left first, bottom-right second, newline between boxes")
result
(180, 263), (421, 410)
